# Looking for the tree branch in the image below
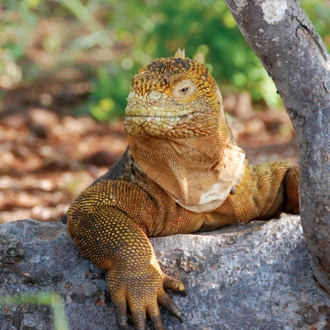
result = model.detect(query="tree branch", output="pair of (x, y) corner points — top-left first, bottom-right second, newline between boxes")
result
(225, 0), (330, 292)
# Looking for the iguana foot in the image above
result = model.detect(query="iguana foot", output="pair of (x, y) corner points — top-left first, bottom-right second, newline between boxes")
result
(108, 264), (185, 330)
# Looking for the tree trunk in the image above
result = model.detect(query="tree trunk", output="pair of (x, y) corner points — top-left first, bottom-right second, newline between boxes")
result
(225, 0), (330, 292)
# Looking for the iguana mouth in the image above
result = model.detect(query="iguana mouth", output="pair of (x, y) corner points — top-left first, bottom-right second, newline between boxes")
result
(125, 107), (212, 119)
(126, 106), (192, 118)
(125, 113), (194, 120)
(125, 117), (181, 125)
(126, 114), (181, 119)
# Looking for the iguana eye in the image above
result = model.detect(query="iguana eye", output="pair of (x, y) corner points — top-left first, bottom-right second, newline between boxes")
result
(179, 87), (190, 94)
(172, 79), (196, 100)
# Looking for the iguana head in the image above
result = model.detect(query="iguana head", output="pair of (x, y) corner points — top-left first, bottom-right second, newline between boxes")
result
(123, 50), (245, 213)
(124, 49), (227, 138)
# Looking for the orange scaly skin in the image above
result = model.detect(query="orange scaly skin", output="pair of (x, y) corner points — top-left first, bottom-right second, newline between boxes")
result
(67, 51), (299, 330)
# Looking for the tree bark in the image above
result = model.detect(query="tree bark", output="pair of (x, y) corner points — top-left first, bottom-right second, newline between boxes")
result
(225, 0), (330, 292)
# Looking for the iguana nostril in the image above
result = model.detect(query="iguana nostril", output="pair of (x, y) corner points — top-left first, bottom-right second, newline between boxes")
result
(149, 91), (162, 100)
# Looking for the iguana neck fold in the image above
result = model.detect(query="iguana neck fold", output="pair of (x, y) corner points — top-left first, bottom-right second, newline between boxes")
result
(128, 134), (245, 213)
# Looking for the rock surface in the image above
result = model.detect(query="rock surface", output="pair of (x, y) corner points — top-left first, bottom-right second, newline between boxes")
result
(1, 216), (330, 330)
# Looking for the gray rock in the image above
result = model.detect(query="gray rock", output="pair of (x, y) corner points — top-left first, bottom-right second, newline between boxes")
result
(1, 216), (330, 330)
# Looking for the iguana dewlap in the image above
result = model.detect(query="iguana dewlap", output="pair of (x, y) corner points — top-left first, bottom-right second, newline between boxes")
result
(67, 50), (299, 330)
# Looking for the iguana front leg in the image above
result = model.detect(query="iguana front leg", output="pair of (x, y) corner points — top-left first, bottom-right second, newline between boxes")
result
(249, 161), (299, 218)
(67, 181), (185, 330)
(214, 161), (300, 225)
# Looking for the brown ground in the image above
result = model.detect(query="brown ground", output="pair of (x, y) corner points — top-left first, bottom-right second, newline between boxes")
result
(0, 80), (298, 223)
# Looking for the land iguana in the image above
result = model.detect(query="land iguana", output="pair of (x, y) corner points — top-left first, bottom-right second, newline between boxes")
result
(67, 49), (299, 330)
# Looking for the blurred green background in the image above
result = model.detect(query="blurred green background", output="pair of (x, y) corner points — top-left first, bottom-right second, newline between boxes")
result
(1, 0), (330, 121)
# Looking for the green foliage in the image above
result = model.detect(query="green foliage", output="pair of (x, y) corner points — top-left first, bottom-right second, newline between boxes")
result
(1, 1), (37, 86)
(84, 0), (282, 118)
(0, 292), (69, 330)
(83, 0), (330, 119)
(300, 0), (330, 40)
(81, 66), (134, 121)
(1, 0), (330, 120)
